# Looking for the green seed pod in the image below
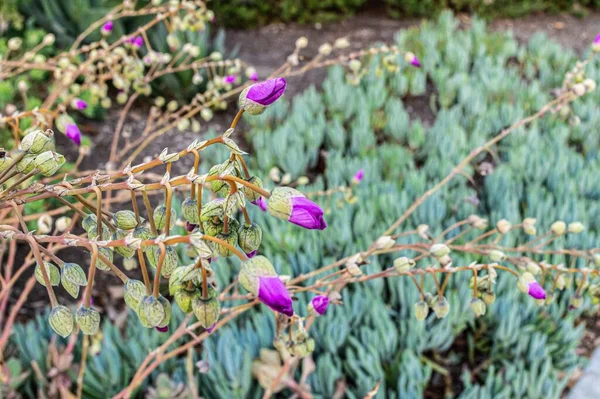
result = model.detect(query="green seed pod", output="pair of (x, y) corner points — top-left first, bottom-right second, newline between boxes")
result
(136, 304), (153, 328)
(267, 187), (302, 220)
(517, 272), (535, 294)
(208, 164), (232, 196)
(200, 199), (225, 222)
(61, 263), (87, 286)
(112, 230), (135, 258)
(114, 210), (139, 230)
(240, 176), (263, 202)
(81, 214), (97, 232)
(153, 205), (176, 231)
(35, 262), (60, 286)
(16, 153), (37, 173)
(550, 221), (567, 236)
(470, 298), (486, 317)
(489, 250), (506, 262)
(202, 219), (222, 237)
(151, 246), (179, 277)
(169, 264), (195, 295)
(140, 295), (165, 327)
(0, 154), (13, 173)
(76, 307), (101, 335)
(238, 223), (262, 254)
(133, 226), (154, 253)
(393, 257), (415, 273)
(192, 295), (220, 328)
(568, 222), (585, 234)
(146, 246), (159, 268)
(482, 291), (496, 305)
(430, 243), (450, 258)
(124, 279), (147, 310)
(570, 294), (584, 309)
(290, 338), (316, 358)
(96, 247), (114, 271)
(62, 280), (79, 298)
(414, 301), (429, 321)
(175, 288), (197, 313)
(49, 305), (74, 338)
(214, 231), (238, 257)
(238, 255), (277, 296)
(34, 151), (65, 176)
(20, 129), (52, 154)
(424, 292), (436, 308)
(157, 295), (172, 328)
(182, 197), (199, 224)
(433, 297), (450, 319)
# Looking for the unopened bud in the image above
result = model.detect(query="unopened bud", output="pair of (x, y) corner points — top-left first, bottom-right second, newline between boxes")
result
(489, 250), (506, 262)
(568, 222), (585, 234)
(433, 297), (450, 319)
(393, 257), (415, 273)
(496, 219), (512, 234)
(570, 294), (583, 309)
(430, 243), (450, 258)
(375, 236), (395, 250)
(114, 210), (139, 230)
(470, 298), (486, 317)
(414, 301), (429, 321)
(550, 221), (566, 235)
(482, 291), (496, 305)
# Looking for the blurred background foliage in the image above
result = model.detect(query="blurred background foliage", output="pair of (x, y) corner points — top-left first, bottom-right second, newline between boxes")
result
(4, 11), (600, 398)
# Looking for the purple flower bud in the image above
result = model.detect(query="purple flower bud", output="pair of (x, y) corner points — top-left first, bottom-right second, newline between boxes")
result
(410, 56), (421, 68)
(246, 78), (286, 106)
(65, 124), (81, 146)
(185, 222), (197, 232)
(156, 325), (169, 333)
(528, 281), (546, 300)
(595, 34), (600, 45)
(224, 75), (236, 84)
(128, 36), (143, 48)
(251, 197), (267, 212)
(258, 276), (293, 317)
(74, 99), (87, 110)
(246, 250), (257, 258)
(206, 323), (215, 333)
(311, 295), (329, 315)
(250, 71), (258, 81)
(289, 197), (326, 230)
(102, 21), (113, 34)
(352, 169), (364, 184)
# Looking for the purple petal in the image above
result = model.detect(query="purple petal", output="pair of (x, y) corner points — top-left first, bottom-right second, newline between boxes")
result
(258, 276), (293, 317)
(250, 71), (258, 81)
(528, 281), (546, 300)
(156, 326), (169, 333)
(410, 55), (421, 68)
(311, 295), (329, 315)
(185, 222), (197, 232)
(66, 124), (81, 146)
(289, 197), (326, 230)
(206, 324), (215, 333)
(246, 250), (257, 258)
(595, 34), (600, 45)
(247, 78), (286, 106)
(352, 169), (364, 184)
(224, 75), (236, 84)
(251, 197), (267, 212)
(75, 99), (87, 110)
(128, 36), (143, 48)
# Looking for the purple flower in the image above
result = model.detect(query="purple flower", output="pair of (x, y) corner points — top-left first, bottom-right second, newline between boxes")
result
(224, 75), (236, 84)
(250, 71), (258, 81)
(128, 36), (143, 48)
(251, 197), (267, 212)
(65, 124), (81, 146)
(101, 21), (113, 34)
(311, 295), (329, 315)
(258, 276), (293, 317)
(289, 197), (326, 230)
(206, 324), (215, 334)
(247, 78), (286, 106)
(246, 250), (257, 258)
(352, 169), (364, 184)
(528, 281), (546, 300)
(74, 99), (87, 110)
(185, 222), (197, 232)
(156, 326), (169, 333)
(410, 56), (421, 68)
(595, 34), (600, 45)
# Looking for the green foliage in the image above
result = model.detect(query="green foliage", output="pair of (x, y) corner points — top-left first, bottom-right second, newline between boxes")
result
(7, 11), (600, 398)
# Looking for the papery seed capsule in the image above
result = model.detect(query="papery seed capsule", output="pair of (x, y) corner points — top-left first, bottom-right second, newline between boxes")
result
(20, 129), (52, 154)
(201, 199), (225, 222)
(430, 244), (450, 258)
(192, 294), (220, 328)
(151, 245), (180, 277)
(156, 296), (172, 329)
(394, 257), (415, 273)
(470, 298), (486, 317)
(136, 303), (153, 328)
(124, 279), (147, 311)
(61, 263), (87, 286)
(414, 301), (429, 321)
(112, 230), (135, 258)
(153, 205), (176, 231)
(35, 262), (60, 286)
(81, 214), (97, 232)
(202, 219), (222, 237)
(550, 221), (567, 236)
(208, 164), (231, 196)
(489, 250), (506, 262)
(76, 307), (101, 335)
(182, 197), (199, 224)
(16, 153), (37, 173)
(140, 295), (165, 327)
(213, 231), (239, 257)
(169, 264), (195, 295)
(114, 210), (139, 230)
(568, 222), (585, 234)
(555, 274), (566, 290)
(175, 288), (197, 313)
(570, 294), (584, 309)
(96, 247), (114, 271)
(482, 291), (496, 305)
(496, 219), (512, 234)
(133, 226), (154, 252)
(238, 223), (262, 254)
(0, 154), (14, 173)
(34, 151), (65, 176)
(433, 297), (450, 319)
(240, 176), (263, 202)
(49, 305), (74, 338)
